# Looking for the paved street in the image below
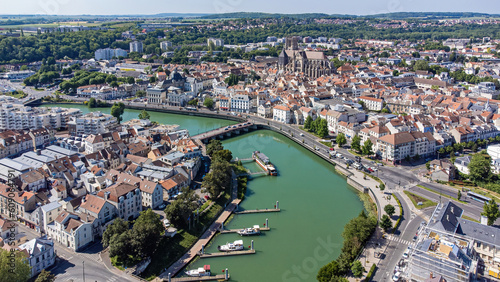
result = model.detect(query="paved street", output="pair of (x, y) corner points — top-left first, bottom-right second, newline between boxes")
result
(17, 223), (136, 282)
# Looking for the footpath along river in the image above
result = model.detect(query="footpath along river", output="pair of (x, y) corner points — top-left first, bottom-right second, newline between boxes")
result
(44, 104), (364, 282)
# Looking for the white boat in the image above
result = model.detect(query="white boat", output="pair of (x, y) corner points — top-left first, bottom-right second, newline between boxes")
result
(185, 265), (211, 277)
(237, 225), (261, 236)
(218, 240), (244, 252)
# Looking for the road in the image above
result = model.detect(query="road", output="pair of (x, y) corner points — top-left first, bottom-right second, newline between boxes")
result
(17, 224), (136, 282)
(0, 80), (55, 102)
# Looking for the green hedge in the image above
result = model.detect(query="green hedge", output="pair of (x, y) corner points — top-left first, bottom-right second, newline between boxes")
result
(392, 194), (403, 234)
(365, 263), (377, 282)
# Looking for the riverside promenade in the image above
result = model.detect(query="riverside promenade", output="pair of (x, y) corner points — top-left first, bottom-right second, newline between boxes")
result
(155, 174), (240, 281)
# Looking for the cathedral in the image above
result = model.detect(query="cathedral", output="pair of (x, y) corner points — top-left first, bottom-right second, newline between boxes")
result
(278, 37), (334, 78)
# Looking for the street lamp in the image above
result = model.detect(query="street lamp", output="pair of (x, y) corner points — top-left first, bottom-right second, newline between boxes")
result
(83, 261), (85, 282)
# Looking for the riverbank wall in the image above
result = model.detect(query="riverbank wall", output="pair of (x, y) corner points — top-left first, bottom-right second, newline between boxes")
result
(41, 102), (247, 123)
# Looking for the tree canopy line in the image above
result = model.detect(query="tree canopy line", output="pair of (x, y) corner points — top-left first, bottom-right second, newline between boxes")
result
(1, 19), (500, 64)
(163, 139), (234, 229)
(102, 210), (164, 266)
(317, 211), (377, 281)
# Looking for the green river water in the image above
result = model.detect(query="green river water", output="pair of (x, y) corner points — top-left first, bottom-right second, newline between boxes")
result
(44, 104), (364, 282)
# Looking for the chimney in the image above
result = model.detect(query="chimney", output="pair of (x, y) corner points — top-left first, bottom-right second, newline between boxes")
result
(430, 272), (433, 279)
(36, 149), (41, 156)
(23, 196), (27, 203)
(81, 196), (86, 203)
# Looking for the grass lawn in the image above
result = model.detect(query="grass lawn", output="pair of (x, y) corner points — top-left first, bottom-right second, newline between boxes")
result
(404, 191), (437, 210)
(298, 126), (328, 139)
(320, 141), (333, 148)
(3, 92), (26, 99)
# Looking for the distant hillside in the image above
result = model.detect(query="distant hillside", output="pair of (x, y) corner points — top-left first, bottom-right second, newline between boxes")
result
(199, 11), (500, 20)
(199, 12), (331, 19)
(366, 12), (500, 19)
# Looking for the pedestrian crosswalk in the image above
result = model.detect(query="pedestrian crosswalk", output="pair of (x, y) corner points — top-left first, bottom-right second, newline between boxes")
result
(386, 235), (415, 247)
(79, 252), (101, 262)
(55, 273), (120, 282)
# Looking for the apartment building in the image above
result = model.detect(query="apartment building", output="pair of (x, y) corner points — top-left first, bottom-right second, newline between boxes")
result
(97, 183), (142, 221)
(18, 237), (56, 278)
(408, 201), (500, 281)
(46, 211), (94, 251)
(359, 96), (384, 111)
(273, 105), (292, 124)
(67, 112), (117, 136)
(130, 41), (143, 53)
(95, 48), (128, 60)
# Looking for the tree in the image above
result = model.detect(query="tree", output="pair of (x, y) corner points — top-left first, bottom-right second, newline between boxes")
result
(414, 60), (430, 71)
(131, 209), (164, 257)
(111, 102), (125, 124)
(135, 90), (146, 97)
(425, 161), (431, 171)
(304, 115), (313, 130)
(203, 160), (232, 198)
(88, 97), (97, 108)
(188, 98), (198, 106)
(384, 204), (395, 217)
(35, 269), (56, 282)
(317, 260), (340, 282)
(336, 133), (347, 148)
(362, 139), (373, 156)
(138, 110), (150, 120)
(203, 98), (214, 109)
(206, 139), (224, 157)
(316, 118), (329, 138)
(126, 77), (135, 84)
(0, 249), (31, 282)
(212, 149), (233, 163)
(351, 135), (361, 152)
(380, 214), (393, 232)
(468, 153), (491, 183)
(472, 143), (478, 152)
(164, 187), (199, 227)
(482, 199), (500, 226)
(379, 183), (385, 191)
(458, 190), (462, 201)
(102, 217), (129, 248)
(109, 230), (134, 260)
(351, 260), (364, 278)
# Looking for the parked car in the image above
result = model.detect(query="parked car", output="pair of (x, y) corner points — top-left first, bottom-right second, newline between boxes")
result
(392, 271), (401, 281)
(402, 247), (410, 258)
(158, 204), (166, 210)
(367, 167), (374, 173)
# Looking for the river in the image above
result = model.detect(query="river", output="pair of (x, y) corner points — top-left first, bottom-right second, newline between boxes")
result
(42, 104), (236, 135)
(43, 104), (363, 282)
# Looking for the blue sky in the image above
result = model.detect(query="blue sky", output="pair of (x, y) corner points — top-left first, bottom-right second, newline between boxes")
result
(1, 0), (499, 15)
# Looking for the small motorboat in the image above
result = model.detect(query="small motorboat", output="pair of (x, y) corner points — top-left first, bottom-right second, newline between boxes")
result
(218, 240), (244, 252)
(237, 225), (261, 236)
(186, 265), (211, 277)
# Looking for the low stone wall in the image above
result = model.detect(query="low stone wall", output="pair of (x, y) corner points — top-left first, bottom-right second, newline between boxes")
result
(335, 165), (353, 177)
(347, 177), (368, 193)
(125, 104), (246, 123)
